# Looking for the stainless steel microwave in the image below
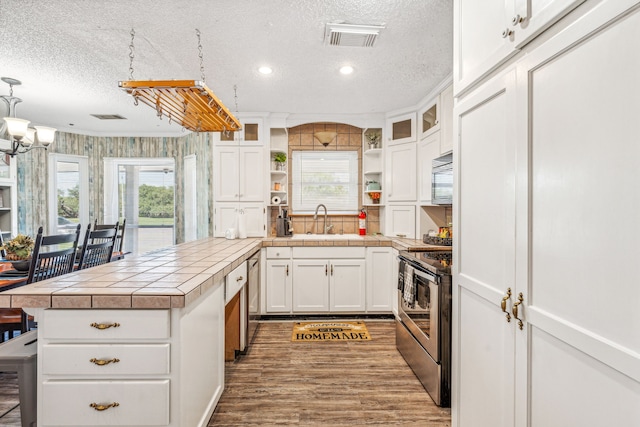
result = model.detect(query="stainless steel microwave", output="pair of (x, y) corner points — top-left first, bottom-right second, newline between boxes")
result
(432, 153), (453, 205)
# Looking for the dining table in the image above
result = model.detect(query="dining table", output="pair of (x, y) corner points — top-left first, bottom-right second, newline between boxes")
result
(0, 261), (29, 292)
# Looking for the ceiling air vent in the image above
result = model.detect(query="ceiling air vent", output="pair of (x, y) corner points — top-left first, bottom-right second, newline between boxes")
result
(325, 23), (385, 48)
(91, 114), (127, 120)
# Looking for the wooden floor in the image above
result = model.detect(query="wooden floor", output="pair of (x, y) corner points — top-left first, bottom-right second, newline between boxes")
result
(208, 320), (451, 426)
(0, 321), (451, 426)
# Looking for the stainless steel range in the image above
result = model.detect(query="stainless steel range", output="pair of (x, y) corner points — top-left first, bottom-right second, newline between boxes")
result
(396, 248), (452, 407)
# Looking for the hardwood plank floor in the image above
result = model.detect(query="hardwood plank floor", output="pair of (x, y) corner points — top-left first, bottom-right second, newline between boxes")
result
(208, 320), (451, 426)
(0, 320), (452, 426)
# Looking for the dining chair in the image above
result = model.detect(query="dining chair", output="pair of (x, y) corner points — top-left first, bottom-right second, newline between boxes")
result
(94, 218), (127, 260)
(26, 224), (82, 285)
(77, 222), (119, 270)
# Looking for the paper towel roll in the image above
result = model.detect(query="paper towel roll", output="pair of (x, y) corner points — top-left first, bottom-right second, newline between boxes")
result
(271, 196), (281, 205)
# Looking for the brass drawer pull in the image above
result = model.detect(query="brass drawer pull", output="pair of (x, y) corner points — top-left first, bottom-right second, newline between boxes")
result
(90, 402), (120, 411)
(512, 293), (524, 330)
(236, 275), (244, 282)
(501, 288), (512, 323)
(89, 358), (120, 366)
(90, 322), (120, 330)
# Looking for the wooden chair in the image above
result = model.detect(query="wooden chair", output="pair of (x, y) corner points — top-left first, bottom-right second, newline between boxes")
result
(77, 222), (118, 270)
(94, 218), (127, 260)
(26, 224), (82, 285)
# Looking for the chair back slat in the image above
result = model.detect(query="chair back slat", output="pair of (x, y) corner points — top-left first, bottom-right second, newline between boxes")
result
(27, 225), (82, 284)
(94, 218), (126, 253)
(78, 223), (119, 270)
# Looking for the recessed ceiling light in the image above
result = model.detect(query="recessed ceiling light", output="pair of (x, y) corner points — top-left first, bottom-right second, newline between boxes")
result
(340, 65), (354, 75)
(258, 66), (273, 75)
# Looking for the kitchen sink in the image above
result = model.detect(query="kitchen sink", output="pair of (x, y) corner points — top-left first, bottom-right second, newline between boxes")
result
(291, 234), (363, 240)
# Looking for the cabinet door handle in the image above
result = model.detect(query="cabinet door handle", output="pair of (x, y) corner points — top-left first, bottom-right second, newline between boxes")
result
(501, 288), (512, 323)
(286, 265), (289, 276)
(90, 358), (120, 366)
(512, 292), (524, 330)
(236, 275), (244, 282)
(331, 265), (334, 275)
(502, 28), (513, 38)
(90, 402), (120, 411)
(90, 322), (120, 330)
(325, 264), (328, 276)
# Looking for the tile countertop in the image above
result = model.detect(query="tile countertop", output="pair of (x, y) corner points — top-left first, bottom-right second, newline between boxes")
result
(0, 235), (449, 310)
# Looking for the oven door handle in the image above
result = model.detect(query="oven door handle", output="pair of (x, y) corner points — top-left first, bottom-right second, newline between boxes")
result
(412, 268), (438, 284)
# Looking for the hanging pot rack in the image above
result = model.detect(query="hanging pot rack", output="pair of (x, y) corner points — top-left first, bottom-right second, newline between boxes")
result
(118, 79), (242, 132)
(118, 29), (241, 133)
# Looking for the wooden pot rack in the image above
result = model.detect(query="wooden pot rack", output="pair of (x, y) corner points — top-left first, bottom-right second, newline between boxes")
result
(118, 80), (242, 133)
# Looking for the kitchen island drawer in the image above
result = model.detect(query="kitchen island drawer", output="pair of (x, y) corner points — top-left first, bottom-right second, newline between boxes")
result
(41, 309), (170, 340)
(225, 262), (247, 304)
(42, 379), (170, 426)
(42, 343), (170, 375)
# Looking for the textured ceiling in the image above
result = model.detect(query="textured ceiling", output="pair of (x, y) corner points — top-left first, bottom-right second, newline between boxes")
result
(0, 0), (452, 136)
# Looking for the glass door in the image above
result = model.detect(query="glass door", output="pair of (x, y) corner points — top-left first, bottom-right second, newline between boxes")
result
(48, 154), (89, 236)
(104, 158), (175, 256)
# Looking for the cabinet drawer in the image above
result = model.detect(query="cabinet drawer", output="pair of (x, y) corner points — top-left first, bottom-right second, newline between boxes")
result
(225, 262), (247, 304)
(41, 309), (170, 340)
(292, 247), (366, 259)
(42, 380), (169, 426)
(266, 247), (291, 259)
(42, 344), (170, 375)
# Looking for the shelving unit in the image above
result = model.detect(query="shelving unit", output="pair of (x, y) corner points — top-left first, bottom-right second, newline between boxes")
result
(269, 128), (288, 206)
(362, 128), (383, 207)
(0, 156), (17, 240)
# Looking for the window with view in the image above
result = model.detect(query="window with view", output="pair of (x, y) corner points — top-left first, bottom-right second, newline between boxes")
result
(291, 151), (358, 214)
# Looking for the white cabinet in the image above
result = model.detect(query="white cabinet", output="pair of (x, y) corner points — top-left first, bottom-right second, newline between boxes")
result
(265, 257), (292, 313)
(419, 98), (440, 139)
(439, 84), (454, 154)
(453, 2), (640, 426)
(383, 205), (416, 239)
(385, 112), (416, 145)
(418, 132), (441, 204)
(453, 0), (584, 94)
(329, 259), (366, 312)
(37, 285), (226, 427)
(214, 202), (265, 238)
(292, 259), (330, 312)
(385, 142), (417, 202)
(292, 258), (365, 313)
(214, 146), (264, 202)
(365, 247), (393, 312)
(215, 117), (264, 145)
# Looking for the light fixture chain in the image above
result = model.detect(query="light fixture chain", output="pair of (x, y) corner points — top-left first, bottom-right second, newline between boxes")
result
(128, 29), (136, 81)
(196, 29), (206, 83)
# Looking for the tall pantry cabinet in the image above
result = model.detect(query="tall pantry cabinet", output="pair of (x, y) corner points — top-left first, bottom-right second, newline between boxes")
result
(453, 1), (640, 426)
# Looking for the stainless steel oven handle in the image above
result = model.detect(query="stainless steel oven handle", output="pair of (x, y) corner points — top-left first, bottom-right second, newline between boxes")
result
(412, 268), (438, 283)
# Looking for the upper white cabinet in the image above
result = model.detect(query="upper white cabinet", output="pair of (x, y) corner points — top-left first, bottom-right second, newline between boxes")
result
(385, 112), (416, 146)
(0, 158), (17, 240)
(418, 132), (441, 204)
(385, 142), (417, 203)
(214, 146), (264, 202)
(419, 99), (440, 139)
(453, 0), (585, 94)
(215, 117), (264, 145)
(439, 84), (454, 154)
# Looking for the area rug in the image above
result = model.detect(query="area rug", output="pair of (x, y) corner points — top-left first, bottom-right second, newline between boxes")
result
(291, 321), (371, 342)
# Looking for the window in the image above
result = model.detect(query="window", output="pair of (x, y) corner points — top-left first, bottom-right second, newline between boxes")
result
(292, 151), (358, 214)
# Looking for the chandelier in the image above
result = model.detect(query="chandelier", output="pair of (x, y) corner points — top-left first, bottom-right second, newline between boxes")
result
(1, 77), (56, 156)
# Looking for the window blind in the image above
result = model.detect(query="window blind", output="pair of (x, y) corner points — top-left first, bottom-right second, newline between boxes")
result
(292, 151), (358, 214)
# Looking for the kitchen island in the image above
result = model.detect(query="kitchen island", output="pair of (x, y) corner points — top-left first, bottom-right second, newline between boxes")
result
(0, 234), (443, 426)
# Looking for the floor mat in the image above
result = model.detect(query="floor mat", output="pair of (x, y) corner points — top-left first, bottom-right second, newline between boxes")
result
(291, 321), (371, 342)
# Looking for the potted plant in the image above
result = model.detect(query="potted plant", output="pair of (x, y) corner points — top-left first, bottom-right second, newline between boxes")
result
(1, 234), (35, 260)
(274, 152), (287, 171)
(366, 131), (381, 149)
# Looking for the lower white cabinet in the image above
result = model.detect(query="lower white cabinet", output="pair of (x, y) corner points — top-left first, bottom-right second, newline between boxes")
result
(214, 202), (265, 237)
(37, 280), (226, 427)
(365, 247), (393, 312)
(384, 205), (416, 238)
(265, 259), (292, 313)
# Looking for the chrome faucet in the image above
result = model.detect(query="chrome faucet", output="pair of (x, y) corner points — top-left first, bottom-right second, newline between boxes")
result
(313, 204), (330, 234)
